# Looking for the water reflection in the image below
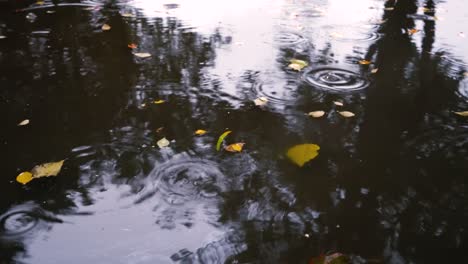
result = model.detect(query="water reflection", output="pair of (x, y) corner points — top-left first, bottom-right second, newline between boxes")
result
(1, 0), (468, 263)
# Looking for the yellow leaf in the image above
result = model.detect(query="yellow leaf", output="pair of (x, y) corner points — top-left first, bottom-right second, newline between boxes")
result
(286, 144), (320, 167)
(134, 52), (152, 58)
(157, 137), (170, 148)
(195, 129), (207, 135)
(454, 111), (468, 117)
(31, 160), (65, 178)
(225, 143), (245, 152)
(338, 111), (355, 117)
(18, 119), (30, 126)
(333, 101), (344, 106)
(16, 171), (33, 185)
(308, 111), (325, 118)
(254, 97), (268, 106)
(102, 24), (111, 31)
(371, 68), (379, 74)
(358, 60), (371, 65)
(288, 59), (308, 71)
(154, 100), (165, 104)
(36, 1), (45, 5)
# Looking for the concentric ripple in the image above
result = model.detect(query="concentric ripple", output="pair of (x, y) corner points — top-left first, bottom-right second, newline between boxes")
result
(274, 32), (308, 46)
(303, 68), (369, 92)
(141, 156), (225, 205)
(0, 211), (38, 237)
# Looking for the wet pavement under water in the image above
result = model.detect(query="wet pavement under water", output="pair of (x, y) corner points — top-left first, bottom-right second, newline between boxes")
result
(1, 0), (468, 263)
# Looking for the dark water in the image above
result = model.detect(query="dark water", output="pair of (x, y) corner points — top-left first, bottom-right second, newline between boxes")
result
(1, 0), (468, 263)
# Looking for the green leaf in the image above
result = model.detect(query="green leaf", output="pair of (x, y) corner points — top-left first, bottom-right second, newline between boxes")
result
(286, 144), (320, 167)
(216, 131), (231, 151)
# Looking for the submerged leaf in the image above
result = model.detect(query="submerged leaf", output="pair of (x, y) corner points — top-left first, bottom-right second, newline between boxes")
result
(308, 111), (325, 118)
(157, 137), (170, 148)
(288, 59), (308, 71)
(18, 119), (30, 126)
(358, 60), (371, 65)
(102, 24), (111, 31)
(454, 111), (468, 117)
(225, 143), (245, 152)
(134, 52), (152, 58)
(338, 111), (355, 117)
(31, 160), (65, 178)
(153, 99), (165, 104)
(286, 144), (320, 167)
(16, 171), (33, 185)
(254, 97), (268, 106)
(216, 131), (231, 151)
(195, 129), (207, 135)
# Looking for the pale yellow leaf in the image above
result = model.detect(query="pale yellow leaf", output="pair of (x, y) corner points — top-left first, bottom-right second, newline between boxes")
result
(454, 111), (468, 117)
(384, 7), (394, 11)
(288, 59), (308, 71)
(157, 137), (170, 148)
(225, 143), (245, 152)
(254, 97), (268, 106)
(0, 36), (6, 39)
(371, 68), (379, 74)
(102, 24), (111, 31)
(134, 52), (152, 58)
(16, 171), (33, 185)
(121, 13), (135, 17)
(31, 160), (65, 178)
(333, 101), (344, 106)
(195, 129), (207, 135)
(286, 144), (320, 167)
(338, 111), (355, 117)
(308, 111), (325, 118)
(36, 1), (44, 5)
(153, 99), (165, 104)
(18, 119), (30, 126)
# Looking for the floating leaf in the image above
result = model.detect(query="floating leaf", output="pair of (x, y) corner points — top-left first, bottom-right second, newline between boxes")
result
(358, 60), (371, 65)
(254, 97), (268, 106)
(454, 111), (468, 117)
(288, 59), (308, 71)
(216, 131), (231, 151)
(333, 101), (344, 106)
(371, 68), (379, 74)
(121, 13), (135, 18)
(384, 7), (395, 11)
(195, 129), (207, 135)
(134, 52), (152, 58)
(46, 10), (56, 14)
(18, 119), (30, 126)
(16, 171), (33, 185)
(102, 24), (111, 31)
(308, 111), (325, 118)
(127, 43), (137, 49)
(153, 99), (165, 104)
(156, 127), (164, 133)
(225, 143), (245, 152)
(36, 1), (45, 5)
(157, 137), (170, 148)
(338, 111), (355, 117)
(408, 28), (419, 35)
(287, 144), (320, 167)
(0, 35), (6, 39)
(31, 160), (65, 178)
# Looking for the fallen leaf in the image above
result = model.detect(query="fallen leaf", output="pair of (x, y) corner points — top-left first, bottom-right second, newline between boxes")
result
(216, 131), (231, 151)
(371, 68), (379, 74)
(225, 143), (245, 152)
(422, 7), (434, 12)
(156, 127), (164, 133)
(121, 13), (135, 17)
(134, 52), (152, 58)
(333, 101), (344, 106)
(308, 111), (325, 118)
(358, 60), (371, 65)
(288, 59), (308, 71)
(157, 137), (170, 148)
(384, 7), (395, 11)
(454, 111), (468, 116)
(18, 119), (30, 126)
(0, 35), (6, 39)
(128, 43), (137, 49)
(338, 111), (355, 117)
(408, 28), (419, 35)
(46, 10), (56, 14)
(16, 172), (33, 185)
(287, 144), (320, 167)
(31, 160), (65, 178)
(153, 100), (165, 104)
(102, 24), (111, 31)
(254, 97), (268, 106)
(195, 129), (207, 135)
(36, 1), (44, 5)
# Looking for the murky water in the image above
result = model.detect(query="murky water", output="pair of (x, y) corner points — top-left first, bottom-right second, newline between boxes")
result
(1, 0), (468, 263)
